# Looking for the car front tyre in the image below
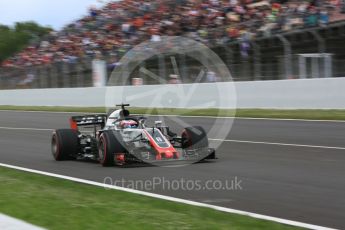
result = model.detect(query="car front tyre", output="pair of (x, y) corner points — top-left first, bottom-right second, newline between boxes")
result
(98, 131), (126, 167)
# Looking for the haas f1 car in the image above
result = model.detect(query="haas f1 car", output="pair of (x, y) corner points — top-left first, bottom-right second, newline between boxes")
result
(51, 104), (216, 166)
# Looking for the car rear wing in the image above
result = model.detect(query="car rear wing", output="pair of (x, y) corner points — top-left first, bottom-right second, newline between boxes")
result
(70, 114), (107, 130)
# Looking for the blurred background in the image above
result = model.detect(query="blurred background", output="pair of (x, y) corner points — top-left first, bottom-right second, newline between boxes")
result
(1, 0), (345, 89)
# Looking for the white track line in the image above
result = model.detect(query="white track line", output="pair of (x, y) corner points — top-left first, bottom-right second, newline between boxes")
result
(0, 163), (336, 230)
(0, 213), (46, 230)
(147, 114), (345, 123)
(1, 110), (345, 123)
(209, 139), (345, 151)
(0, 110), (82, 114)
(0, 127), (52, 131)
(1, 126), (344, 151)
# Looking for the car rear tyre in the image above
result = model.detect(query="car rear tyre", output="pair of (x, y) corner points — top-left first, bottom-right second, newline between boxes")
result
(99, 131), (126, 167)
(51, 129), (79, 161)
(181, 126), (209, 149)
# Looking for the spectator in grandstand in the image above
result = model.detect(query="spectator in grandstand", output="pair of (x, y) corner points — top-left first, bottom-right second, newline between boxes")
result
(168, 74), (181, 84)
(319, 8), (330, 26)
(107, 56), (121, 72)
(206, 71), (217, 82)
(2, 0), (345, 72)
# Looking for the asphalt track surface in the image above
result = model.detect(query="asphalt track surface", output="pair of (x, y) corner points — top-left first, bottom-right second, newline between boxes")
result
(0, 110), (344, 229)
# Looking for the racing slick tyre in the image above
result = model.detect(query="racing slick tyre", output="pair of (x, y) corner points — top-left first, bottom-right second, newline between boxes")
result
(98, 131), (126, 167)
(181, 126), (209, 149)
(51, 129), (79, 161)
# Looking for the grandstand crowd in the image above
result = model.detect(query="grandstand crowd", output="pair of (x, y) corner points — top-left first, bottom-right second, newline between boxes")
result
(1, 0), (345, 69)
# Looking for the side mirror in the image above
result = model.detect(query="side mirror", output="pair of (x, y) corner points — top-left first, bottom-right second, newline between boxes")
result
(155, 121), (162, 127)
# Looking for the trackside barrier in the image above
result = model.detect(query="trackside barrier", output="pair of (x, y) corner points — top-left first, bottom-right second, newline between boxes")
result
(0, 78), (345, 109)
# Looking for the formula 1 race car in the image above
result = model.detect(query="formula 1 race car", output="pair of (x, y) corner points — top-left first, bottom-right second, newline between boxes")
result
(51, 104), (215, 166)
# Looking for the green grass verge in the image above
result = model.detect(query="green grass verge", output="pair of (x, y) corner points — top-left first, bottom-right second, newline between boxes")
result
(0, 166), (300, 230)
(1, 105), (345, 120)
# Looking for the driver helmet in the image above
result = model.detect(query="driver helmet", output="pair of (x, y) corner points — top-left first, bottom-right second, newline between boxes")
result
(119, 120), (138, 129)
